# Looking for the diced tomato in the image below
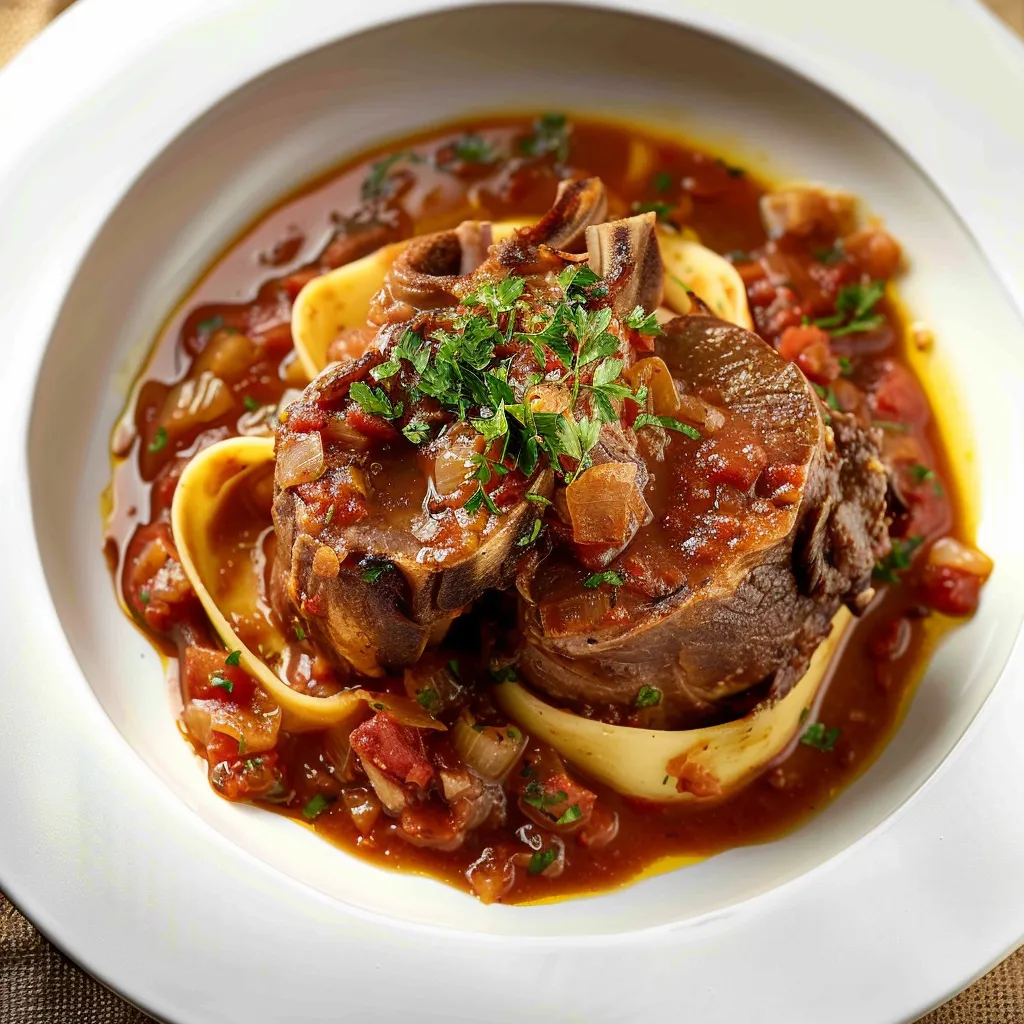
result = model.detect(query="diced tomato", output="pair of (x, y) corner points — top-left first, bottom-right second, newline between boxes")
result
(919, 564), (983, 617)
(870, 362), (929, 426)
(280, 268), (320, 301)
(350, 713), (434, 790)
(206, 729), (244, 765)
(122, 522), (194, 632)
(284, 404), (327, 433)
(345, 404), (400, 442)
(777, 324), (840, 384)
(182, 644), (257, 703)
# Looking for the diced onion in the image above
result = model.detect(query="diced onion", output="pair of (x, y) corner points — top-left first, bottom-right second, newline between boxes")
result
(361, 760), (408, 814)
(193, 330), (257, 382)
(452, 712), (528, 782)
(676, 392), (725, 434)
(565, 462), (648, 545)
(341, 785), (381, 835)
(322, 412), (373, 451)
(182, 696), (281, 755)
(276, 432), (325, 487)
(402, 661), (463, 712)
(160, 370), (235, 437)
(352, 689), (446, 731)
(623, 357), (679, 416)
(433, 424), (483, 496)
(927, 537), (993, 579)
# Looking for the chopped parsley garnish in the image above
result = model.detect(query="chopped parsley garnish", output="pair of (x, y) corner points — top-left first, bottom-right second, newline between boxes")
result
(625, 305), (664, 336)
(837, 356), (853, 376)
(237, 735), (246, 755)
(525, 493), (552, 505)
(464, 485), (501, 517)
(360, 150), (423, 202)
(402, 420), (431, 445)
(814, 245), (845, 265)
(631, 199), (675, 223)
(442, 133), (498, 167)
(813, 281), (885, 336)
(653, 170), (673, 192)
(139, 589), (150, 605)
(813, 383), (841, 411)
(517, 518), (543, 547)
(583, 570), (624, 589)
(148, 426), (168, 453)
(225, 650), (242, 667)
(197, 315), (224, 334)
(360, 559), (394, 584)
(873, 419), (908, 433)
(522, 780), (568, 810)
(415, 688), (439, 712)
(447, 659), (461, 679)
(634, 685), (662, 709)
(302, 793), (332, 820)
(242, 395), (261, 412)
(489, 665), (518, 684)
(349, 381), (402, 420)
(911, 464), (935, 484)
(528, 847), (557, 875)
(800, 722), (841, 752)
(556, 804), (582, 825)
(873, 535), (924, 585)
(243, 758), (263, 771)
(633, 413), (702, 439)
(294, 623), (307, 641)
(716, 157), (746, 177)
(518, 112), (571, 163)
(324, 504), (335, 526)
(210, 674), (233, 694)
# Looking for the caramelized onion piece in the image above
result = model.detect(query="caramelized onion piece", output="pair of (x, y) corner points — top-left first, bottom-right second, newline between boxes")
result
(926, 537), (993, 578)
(361, 760), (408, 815)
(276, 432), (325, 488)
(160, 370), (235, 438)
(676, 392), (725, 434)
(432, 423), (484, 497)
(452, 712), (528, 782)
(182, 695), (281, 755)
(565, 462), (648, 545)
(622, 357), (679, 416)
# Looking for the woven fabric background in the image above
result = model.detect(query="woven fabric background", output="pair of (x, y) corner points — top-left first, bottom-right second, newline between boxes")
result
(1, 0), (1023, 1020)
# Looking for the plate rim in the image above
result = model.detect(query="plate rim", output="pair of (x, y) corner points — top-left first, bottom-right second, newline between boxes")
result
(2, 1), (1024, 1022)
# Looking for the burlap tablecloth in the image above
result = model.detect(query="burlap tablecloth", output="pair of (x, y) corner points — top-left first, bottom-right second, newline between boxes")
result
(2, 0), (1023, 1020)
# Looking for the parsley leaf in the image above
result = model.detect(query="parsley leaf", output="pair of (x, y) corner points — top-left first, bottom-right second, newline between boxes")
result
(516, 518), (543, 547)
(243, 395), (261, 412)
(402, 420), (431, 445)
(911, 463), (935, 484)
(715, 157), (746, 177)
(360, 559), (394, 583)
(556, 804), (583, 825)
(634, 685), (662, 709)
(349, 381), (402, 420)
(302, 793), (332, 820)
(519, 112), (571, 164)
(360, 150), (422, 201)
(631, 199), (674, 223)
(415, 688), (439, 712)
(210, 674), (233, 694)
(294, 623), (307, 641)
(633, 413), (701, 439)
(873, 535), (924, 585)
(800, 722), (840, 752)
(814, 281), (885, 336)
(583, 570), (624, 589)
(528, 847), (557, 875)
(653, 170), (674, 192)
(148, 426), (168, 453)
(443, 133), (498, 167)
(225, 650), (241, 667)
(625, 305), (664, 336)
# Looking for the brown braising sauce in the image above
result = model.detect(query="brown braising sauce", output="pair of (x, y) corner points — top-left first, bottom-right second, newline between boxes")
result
(105, 114), (982, 903)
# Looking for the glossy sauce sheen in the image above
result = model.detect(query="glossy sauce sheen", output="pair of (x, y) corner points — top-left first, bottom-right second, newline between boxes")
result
(106, 115), (968, 902)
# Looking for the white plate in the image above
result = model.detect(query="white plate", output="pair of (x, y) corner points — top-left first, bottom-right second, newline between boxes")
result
(2, 0), (1024, 1020)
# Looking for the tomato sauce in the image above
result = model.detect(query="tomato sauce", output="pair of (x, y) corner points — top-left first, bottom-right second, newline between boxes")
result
(105, 114), (980, 904)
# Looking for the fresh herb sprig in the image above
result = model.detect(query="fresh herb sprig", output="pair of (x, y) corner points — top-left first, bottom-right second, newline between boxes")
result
(813, 281), (886, 337)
